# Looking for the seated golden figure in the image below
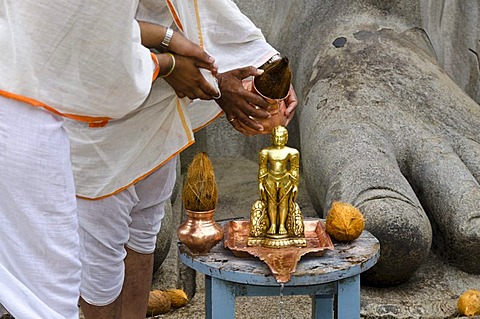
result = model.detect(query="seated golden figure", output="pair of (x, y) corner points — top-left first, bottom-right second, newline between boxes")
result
(248, 125), (306, 248)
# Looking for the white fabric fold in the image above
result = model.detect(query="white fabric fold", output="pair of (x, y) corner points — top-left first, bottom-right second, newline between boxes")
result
(0, 0), (155, 119)
(0, 264), (65, 319)
(67, 0), (278, 199)
(0, 96), (81, 319)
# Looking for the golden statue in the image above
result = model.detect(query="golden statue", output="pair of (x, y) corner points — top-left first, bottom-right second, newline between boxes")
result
(247, 125), (306, 248)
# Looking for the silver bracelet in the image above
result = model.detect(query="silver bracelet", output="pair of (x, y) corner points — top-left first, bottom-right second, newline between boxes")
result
(161, 27), (174, 49)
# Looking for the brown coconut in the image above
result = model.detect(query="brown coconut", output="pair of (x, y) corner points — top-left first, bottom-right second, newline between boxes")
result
(325, 201), (364, 242)
(254, 56), (292, 99)
(164, 289), (189, 308)
(458, 289), (480, 317)
(182, 152), (218, 211)
(147, 290), (171, 316)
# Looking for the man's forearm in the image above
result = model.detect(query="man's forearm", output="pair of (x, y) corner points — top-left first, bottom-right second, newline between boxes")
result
(137, 20), (168, 51)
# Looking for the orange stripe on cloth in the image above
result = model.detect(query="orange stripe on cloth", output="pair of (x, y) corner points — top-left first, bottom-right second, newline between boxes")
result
(193, 0), (204, 48)
(176, 99), (193, 141)
(0, 90), (111, 126)
(151, 52), (160, 81)
(193, 110), (223, 133)
(76, 142), (193, 200)
(165, 0), (184, 32)
(78, 98), (197, 200)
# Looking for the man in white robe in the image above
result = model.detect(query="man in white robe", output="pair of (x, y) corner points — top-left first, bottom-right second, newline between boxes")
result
(67, 0), (298, 318)
(0, 0), (167, 318)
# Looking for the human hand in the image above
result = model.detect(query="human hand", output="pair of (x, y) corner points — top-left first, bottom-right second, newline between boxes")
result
(215, 67), (270, 135)
(138, 21), (217, 74)
(168, 32), (218, 75)
(284, 84), (298, 126)
(162, 54), (219, 100)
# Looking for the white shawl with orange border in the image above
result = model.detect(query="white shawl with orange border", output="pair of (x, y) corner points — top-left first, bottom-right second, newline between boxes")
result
(0, 0), (157, 124)
(66, 0), (278, 199)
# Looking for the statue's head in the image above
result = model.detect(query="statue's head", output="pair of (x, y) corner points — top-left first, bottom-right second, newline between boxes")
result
(271, 125), (288, 146)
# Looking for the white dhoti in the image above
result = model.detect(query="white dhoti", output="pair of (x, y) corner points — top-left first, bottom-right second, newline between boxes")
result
(0, 1), (160, 317)
(0, 97), (81, 319)
(77, 158), (177, 306)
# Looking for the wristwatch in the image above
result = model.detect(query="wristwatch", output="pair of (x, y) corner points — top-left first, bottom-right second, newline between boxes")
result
(161, 27), (174, 49)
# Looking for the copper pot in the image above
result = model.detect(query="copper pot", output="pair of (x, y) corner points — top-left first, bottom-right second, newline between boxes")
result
(241, 79), (289, 135)
(177, 209), (223, 255)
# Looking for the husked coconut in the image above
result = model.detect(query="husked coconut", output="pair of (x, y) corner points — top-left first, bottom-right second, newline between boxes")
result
(458, 289), (480, 317)
(147, 290), (171, 316)
(325, 201), (364, 242)
(164, 289), (189, 308)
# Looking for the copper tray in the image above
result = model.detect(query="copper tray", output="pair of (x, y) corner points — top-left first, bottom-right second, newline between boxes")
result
(224, 218), (334, 283)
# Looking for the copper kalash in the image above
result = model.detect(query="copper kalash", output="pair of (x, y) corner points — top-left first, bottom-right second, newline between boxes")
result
(247, 125), (306, 248)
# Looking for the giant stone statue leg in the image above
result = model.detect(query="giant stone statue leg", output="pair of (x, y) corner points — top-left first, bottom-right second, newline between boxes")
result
(302, 122), (433, 286)
(298, 26), (480, 286)
(233, 0), (480, 286)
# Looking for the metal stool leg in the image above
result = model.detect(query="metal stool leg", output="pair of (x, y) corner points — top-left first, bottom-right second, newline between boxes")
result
(311, 294), (334, 319)
(205, 275), (236, 319)
(335, 274), (360, 319)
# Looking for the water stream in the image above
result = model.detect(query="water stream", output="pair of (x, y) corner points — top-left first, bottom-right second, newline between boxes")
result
(278, 283), (285, 319)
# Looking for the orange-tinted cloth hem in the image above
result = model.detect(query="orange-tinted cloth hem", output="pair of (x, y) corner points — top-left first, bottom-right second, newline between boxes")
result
(0, 90), (111, 127)
(76, 140), (194, 200)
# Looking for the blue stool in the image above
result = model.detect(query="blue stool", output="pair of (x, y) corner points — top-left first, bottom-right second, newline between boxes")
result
(178, 221), (379, 319)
